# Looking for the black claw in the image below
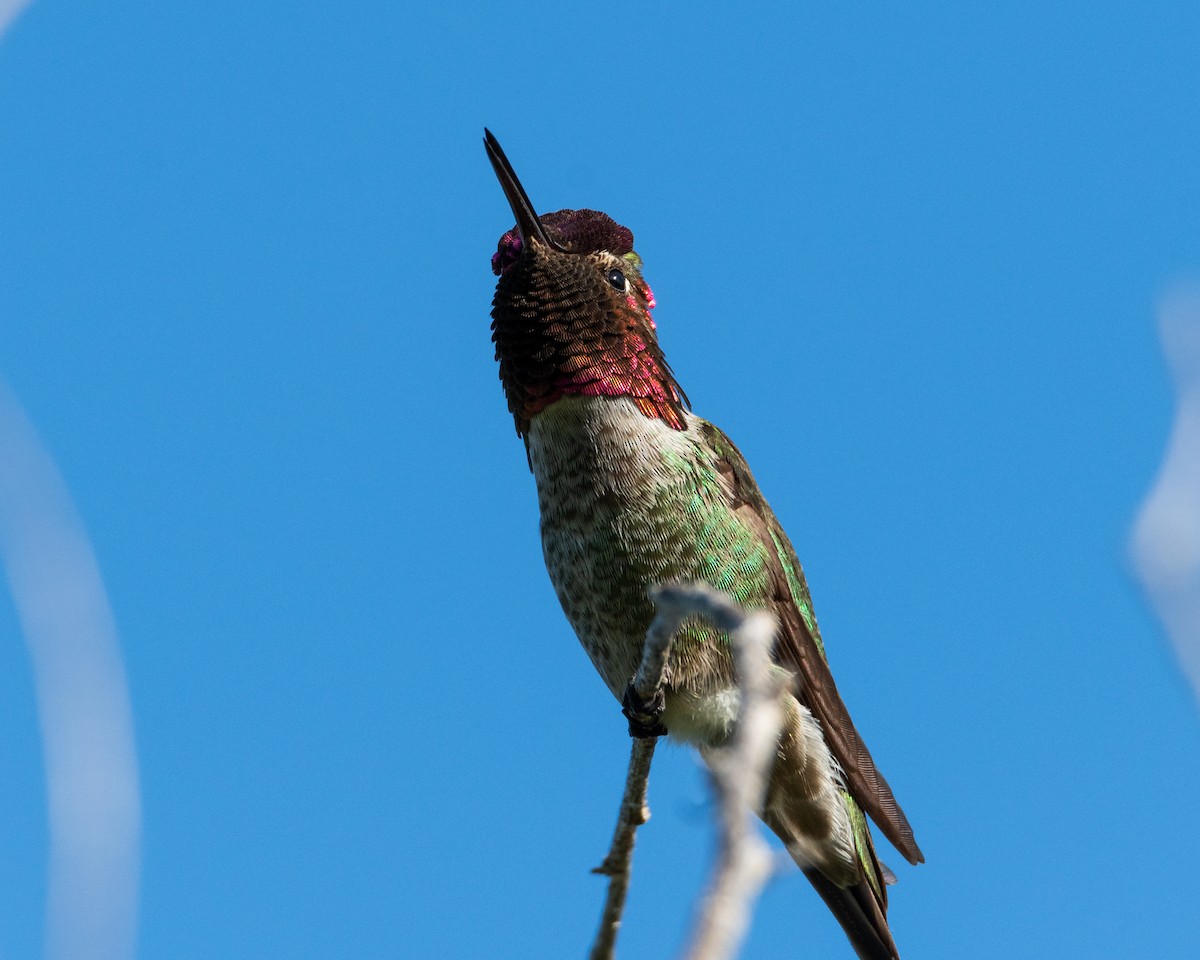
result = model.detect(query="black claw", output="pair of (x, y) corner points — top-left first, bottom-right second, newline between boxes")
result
(622, 682), (667, 739)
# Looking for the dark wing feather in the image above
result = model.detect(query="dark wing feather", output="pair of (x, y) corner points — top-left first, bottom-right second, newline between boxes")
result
(699, 422), (924, 866)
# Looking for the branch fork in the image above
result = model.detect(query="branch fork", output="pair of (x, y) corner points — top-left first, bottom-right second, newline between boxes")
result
(588, 582), (787, 960)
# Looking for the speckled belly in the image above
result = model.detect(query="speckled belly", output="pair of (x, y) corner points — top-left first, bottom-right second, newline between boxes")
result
(525, 395), (772, 720)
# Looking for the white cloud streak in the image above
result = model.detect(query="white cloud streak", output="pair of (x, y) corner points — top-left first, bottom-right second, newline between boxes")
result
(1130, 281), (1200, 702)
(0, 0), (33, 39)
(0, 384), (140, 960)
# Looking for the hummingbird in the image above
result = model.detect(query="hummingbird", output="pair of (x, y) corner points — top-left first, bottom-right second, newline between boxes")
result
(484, 129), (923, 960)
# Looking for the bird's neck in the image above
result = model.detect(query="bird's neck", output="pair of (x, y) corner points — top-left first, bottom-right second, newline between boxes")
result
(492, 316), (688, 435)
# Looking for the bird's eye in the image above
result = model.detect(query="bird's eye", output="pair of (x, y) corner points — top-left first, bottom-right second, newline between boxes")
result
(606, 268), (627, 291)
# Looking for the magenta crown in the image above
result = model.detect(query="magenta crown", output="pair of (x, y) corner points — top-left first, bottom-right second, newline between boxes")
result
(491, 208), (635, 276)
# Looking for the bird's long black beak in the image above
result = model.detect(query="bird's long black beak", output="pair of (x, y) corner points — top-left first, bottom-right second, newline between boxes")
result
(484, 129), (565, 252)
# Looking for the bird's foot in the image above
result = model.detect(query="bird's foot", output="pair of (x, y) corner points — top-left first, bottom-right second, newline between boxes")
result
(622, 682), (667, 739)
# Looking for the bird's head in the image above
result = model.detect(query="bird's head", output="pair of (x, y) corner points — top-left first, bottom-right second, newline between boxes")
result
(484, 130), (687, 436)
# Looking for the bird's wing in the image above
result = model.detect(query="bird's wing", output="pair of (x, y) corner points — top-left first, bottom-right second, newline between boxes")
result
(698, 421), (925, 867)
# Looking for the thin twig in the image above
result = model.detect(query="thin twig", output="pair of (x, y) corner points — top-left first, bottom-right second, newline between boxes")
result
(588, 737), (656, 960)
(588, 583), (690, 960)
(681, 598), (785, 960)
(586, 582), (785, 960)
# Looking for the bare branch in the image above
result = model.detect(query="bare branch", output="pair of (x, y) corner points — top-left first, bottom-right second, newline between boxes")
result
(680, 595), (784, 960)
(588, 737), (656, 960)
(587, 582), (785, 960)
(588, 579), (693, 960)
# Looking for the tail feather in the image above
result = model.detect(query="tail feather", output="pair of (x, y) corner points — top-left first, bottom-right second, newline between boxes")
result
(758, 694), (904, 958)
(801, 867), (900, 960)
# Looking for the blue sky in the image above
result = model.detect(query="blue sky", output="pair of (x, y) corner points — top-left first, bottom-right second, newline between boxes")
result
(2, 2), (1199, 958)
